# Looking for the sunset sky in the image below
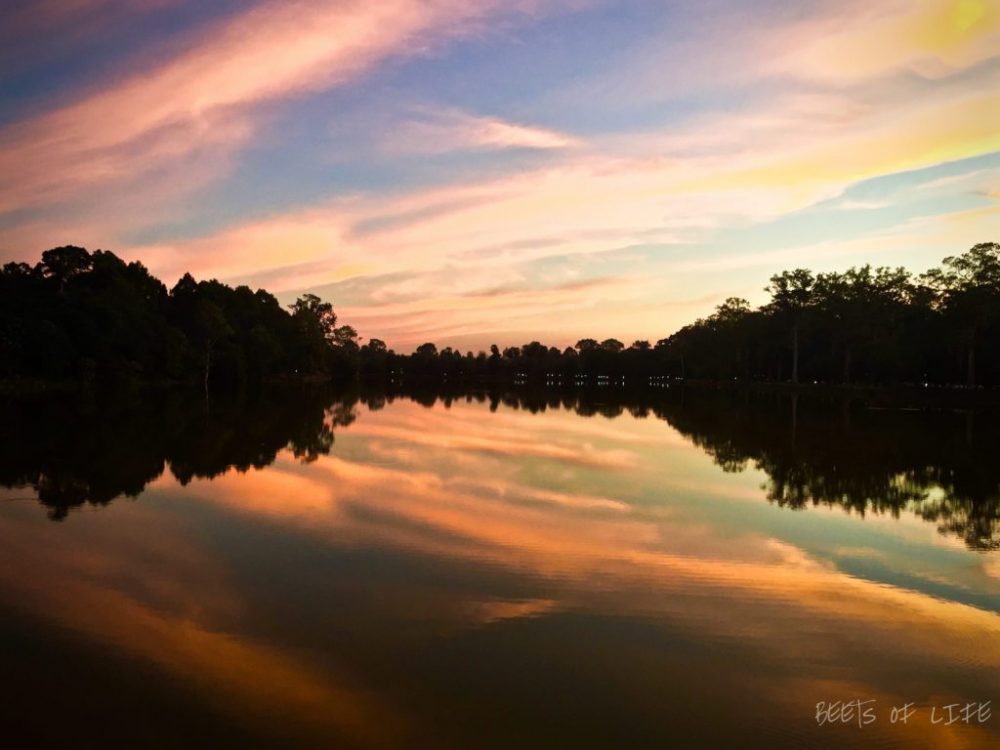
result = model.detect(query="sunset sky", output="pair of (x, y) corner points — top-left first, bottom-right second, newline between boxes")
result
(1, 0), (998, 350)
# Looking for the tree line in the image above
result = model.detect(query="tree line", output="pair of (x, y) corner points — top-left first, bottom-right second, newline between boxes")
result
(1, 242), (998, 388)
(390, 242), (1000, 387)
(0, 245), (360, 391)
(669, 242), (1000, 387)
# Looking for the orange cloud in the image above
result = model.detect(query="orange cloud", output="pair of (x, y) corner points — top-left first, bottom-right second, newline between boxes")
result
(0, 502), (402, 745)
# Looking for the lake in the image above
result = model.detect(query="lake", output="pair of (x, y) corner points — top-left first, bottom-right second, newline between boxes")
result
(0, 386), (997, 748)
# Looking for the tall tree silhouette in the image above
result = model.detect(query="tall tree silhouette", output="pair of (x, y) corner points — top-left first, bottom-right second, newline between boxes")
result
(922, 242), (1000, 386)
(765, 269), (815, 384)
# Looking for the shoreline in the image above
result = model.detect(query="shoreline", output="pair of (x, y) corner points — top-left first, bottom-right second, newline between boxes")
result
(4, 371), (1000, 408)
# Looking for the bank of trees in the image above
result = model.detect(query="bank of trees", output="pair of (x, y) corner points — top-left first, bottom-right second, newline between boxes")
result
(662, 243), (1000, 386)
(385, 243), (1000, 387)
(0, 246), (359, 389)
(2, 242), (998, 388)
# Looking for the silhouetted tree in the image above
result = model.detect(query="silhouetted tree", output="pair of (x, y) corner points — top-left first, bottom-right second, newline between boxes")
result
(923, 242), (1000, 386)
(766, 269), (815, 384)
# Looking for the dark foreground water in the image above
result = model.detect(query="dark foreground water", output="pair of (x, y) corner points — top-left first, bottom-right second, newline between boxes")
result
(1, 386), (997, 748)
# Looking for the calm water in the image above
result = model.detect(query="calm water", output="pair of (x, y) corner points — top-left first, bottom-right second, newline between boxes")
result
(1, 387), (997, 748)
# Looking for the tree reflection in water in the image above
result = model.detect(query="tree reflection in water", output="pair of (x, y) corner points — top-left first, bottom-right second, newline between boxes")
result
(0, 387), (346, 520)
(1, 385), (997, 550)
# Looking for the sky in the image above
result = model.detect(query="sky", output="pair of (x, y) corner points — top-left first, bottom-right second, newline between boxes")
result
(0, 0), (998, 351)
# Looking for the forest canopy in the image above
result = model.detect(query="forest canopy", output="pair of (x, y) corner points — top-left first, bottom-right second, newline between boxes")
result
(1, 242), (998, 388)
(0, 246), (357, 389)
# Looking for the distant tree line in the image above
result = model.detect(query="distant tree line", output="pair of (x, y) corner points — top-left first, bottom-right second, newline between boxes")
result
(2, 242), (998, 388)
(389, 243), (1000, 387)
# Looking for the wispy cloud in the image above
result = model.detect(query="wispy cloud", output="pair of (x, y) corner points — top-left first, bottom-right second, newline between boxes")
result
(774, 0), (1000, 82)
(383, 107), (581, 155)
(0, 0), (549, 214)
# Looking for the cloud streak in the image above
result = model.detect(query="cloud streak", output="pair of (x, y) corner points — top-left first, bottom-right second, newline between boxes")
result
(0, 0), (547, 213)
(384, 107), (581, 154)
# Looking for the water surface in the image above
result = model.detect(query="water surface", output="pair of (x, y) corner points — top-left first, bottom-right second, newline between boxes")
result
(1, 387), (997, 748)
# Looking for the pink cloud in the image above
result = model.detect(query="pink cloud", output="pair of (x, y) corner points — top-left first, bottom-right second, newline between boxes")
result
(0, 0), (549, 215)
(383, 107), (581, 155)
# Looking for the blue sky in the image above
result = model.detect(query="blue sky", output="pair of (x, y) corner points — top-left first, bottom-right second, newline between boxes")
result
(0, 0), (998, 349)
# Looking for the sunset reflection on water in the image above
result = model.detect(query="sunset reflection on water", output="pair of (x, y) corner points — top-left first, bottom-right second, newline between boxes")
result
(0, 390), (997, 748)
